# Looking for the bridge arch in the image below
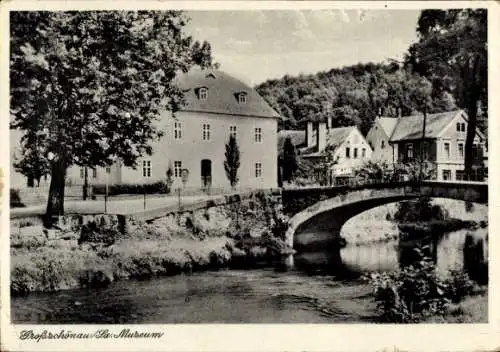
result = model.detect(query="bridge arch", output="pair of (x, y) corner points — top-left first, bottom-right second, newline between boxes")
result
(283, 181), (487, 250)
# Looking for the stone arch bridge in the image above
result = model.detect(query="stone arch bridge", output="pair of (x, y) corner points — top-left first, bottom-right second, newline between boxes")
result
(281, 181), (488, 251)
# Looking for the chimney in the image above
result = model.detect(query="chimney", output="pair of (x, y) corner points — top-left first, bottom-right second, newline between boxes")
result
(327, 116), (332, 129)
(306, 121), (315, 147)
(317, 121), (327, 152)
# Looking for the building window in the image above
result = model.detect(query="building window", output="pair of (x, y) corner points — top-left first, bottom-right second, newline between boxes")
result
(346, 147), (350, 158)
(458, 143), (464, 159)
(106, 167), (111, 174)
(353, 148), (358, 158)
(456, 170), (464, 181)
(456, 122), (461, 132)
(255, 163), (262, 178)
(406, 143), (413, 159)
(254, 127), (262, 143)
(142, 160), (151, 178)
(203, 123), (211, 141)
(444, 142), (450, 159)
(80, 168), (84, 179)
(238, 93), (247, 104)
(442, 169), (451, 181)
(472, 144), (480, 158)
(174, 121), (182, 140)
(229, 125), (237, 139)
(174, 161), (182, 178)
(362, 148), (366, 158)
(92, 168), (97, 178)
(461, 123), (466, 132)
(199, 87), (208, 100)
(381, 140), (385, 149)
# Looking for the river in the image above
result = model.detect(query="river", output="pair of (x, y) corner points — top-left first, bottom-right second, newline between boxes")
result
(11, 199), (487, 324)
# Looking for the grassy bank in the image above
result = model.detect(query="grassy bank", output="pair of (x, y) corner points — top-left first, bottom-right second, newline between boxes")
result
(11, 193), (291, 296)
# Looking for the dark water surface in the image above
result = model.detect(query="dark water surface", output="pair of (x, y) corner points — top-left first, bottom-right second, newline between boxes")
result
(11, 229), (478, 324)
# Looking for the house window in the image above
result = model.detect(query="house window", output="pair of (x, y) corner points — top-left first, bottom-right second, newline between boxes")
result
(458, 143), (464, 159)
(461, 123), (466, 132)
(406, 143), (413, 159)
(174, 161), (182, 178)
(142, 160), (151, 178)
(381, 140), (385, 149)
(353, 148), (358, 158)
(254, 127), (262, 143)
(238, 93), (247, 104)
(106, 167), (111, 174)
(80, 168), (84, 179)
(174, 121), (182, 140)
(255, 162), (262, 178)
(472, 144), (480, 158)
(203, 123), (211, 141)
(345, 147), (350, 158)
(362, 148), (366, 158)
(229, 125), (237, 139)
(444, 142), (450, 159)
(456, 170), (464, 181)
(199, 87), (208, 100)
(92, 168), (97, 178)
(442, 169), (451, 181)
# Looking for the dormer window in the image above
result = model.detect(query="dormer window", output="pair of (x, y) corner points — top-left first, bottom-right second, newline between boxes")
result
(238, 92), (247, 104)
(199, 87), (208, 100)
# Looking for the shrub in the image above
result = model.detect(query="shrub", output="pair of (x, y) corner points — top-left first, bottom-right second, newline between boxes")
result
(394, 197), (447, 223)
(92, 181), (170, 196)
(10, 189), (25, 208)
(367, 246), (480, 323)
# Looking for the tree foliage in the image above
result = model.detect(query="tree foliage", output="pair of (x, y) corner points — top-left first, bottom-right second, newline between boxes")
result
(10, 11), (214, 216)
(256, 62), (457, 134)
(406, 9), (487, 175)
(224, 135), (240, 188)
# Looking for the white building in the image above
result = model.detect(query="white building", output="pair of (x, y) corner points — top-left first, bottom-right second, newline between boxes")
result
(11, 69), (280, 191)
(299, 117), (373, 183)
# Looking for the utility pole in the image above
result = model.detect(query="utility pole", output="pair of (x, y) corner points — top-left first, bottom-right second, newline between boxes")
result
(420, 105), (427, 182)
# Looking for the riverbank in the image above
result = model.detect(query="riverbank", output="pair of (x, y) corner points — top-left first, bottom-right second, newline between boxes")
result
(11, 192), (292, 296)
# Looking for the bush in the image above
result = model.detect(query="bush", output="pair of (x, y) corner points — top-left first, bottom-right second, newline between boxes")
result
(394, 197), (447, 223)
(366, 246), (479, 323)
(92, 181), (170, 196)
(10, 189), (25, 208)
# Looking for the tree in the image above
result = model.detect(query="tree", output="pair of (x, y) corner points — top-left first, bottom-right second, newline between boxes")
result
(224, 135), (240, 189)
(406, 9), (487, 178)
(13, 133), (50, 187)
(315, 145), (339, 185)
(281, 137), (298, 183)
(10, 11), (214, 218)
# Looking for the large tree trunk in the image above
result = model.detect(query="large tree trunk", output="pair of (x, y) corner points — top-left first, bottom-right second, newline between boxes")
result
(45, 159), (67, 221)
(464, 99), (479, 180)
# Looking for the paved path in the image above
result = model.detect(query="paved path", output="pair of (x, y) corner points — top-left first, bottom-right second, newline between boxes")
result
(10, 194), (223, 218)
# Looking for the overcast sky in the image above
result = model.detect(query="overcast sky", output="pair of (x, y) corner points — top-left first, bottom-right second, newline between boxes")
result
(185, 10), (421, 86)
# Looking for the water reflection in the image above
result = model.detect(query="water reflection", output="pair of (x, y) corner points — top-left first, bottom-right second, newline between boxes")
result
(288, 228), (486, 280)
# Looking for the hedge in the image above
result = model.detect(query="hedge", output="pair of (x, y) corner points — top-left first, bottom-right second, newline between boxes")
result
(92, 181), (171, 196)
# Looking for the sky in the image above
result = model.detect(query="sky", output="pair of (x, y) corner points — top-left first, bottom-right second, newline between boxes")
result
(184, 10), (421, 86)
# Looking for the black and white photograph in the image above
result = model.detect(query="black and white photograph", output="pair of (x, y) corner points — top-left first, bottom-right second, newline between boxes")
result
(2, 1), (495, 349)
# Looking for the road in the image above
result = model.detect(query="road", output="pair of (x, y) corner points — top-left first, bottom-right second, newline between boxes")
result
(10, 194), (223, 218)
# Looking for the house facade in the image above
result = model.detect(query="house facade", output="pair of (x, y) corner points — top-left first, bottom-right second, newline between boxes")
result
(299, 117), (373, 184)
(11, 69), (280, 191)
(365, 116), (398, 165)
(387, 110), (487, 181)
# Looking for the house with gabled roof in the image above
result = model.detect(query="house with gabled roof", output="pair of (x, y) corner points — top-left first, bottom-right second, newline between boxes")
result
(366, 109), (487, 181)
(10, 69), (280, 191)
(299, 117), (372, 184)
